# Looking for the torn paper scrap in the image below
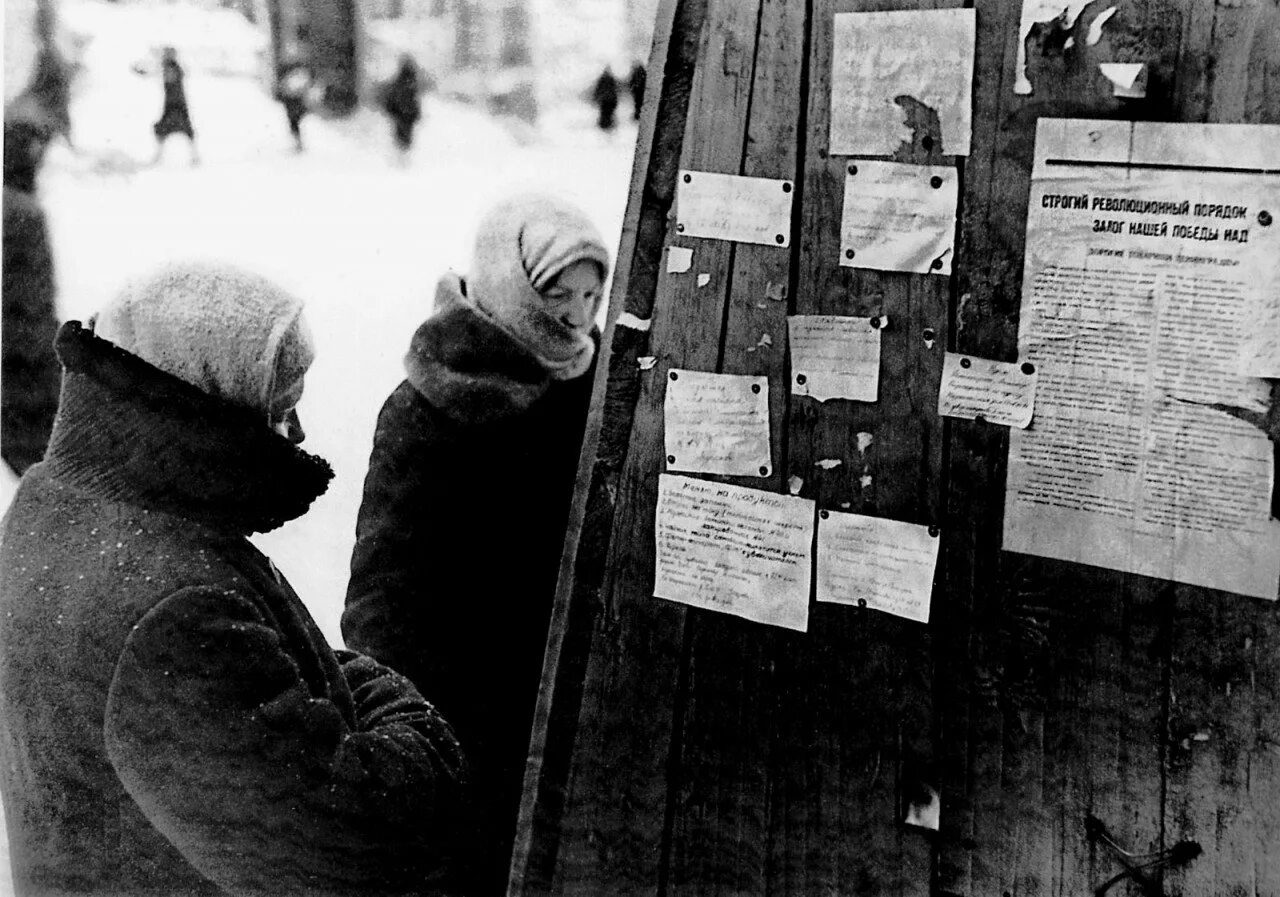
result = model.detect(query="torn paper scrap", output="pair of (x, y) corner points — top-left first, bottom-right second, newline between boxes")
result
(788, 475), (804, 495)
(1015, 0), (1093, 95)
(1086, 6), (1117, 45)
(697, 273), (711, 288)
(616, 312), (651, 332)
(638, 356), (658, 371)
(815, 459), (843, 470)
(830, 8), (975, 156)
(676, 170), (794, 247)
(664, 369), (772, 477)
(667, 246), (693, 273)
(938, 353), (1038, 429)
(905, 785), (941, 831)
(1004, 118), (1280, 600)
(789, 315), (882, 402)
(655, 474), (814, 632)
(841, 161), (958, 276)
(1099, 63), (1146, 98)
(816, 510), (940, 623)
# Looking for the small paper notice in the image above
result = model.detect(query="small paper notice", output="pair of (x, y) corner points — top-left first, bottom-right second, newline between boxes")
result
(655, 474), (814, 632)
(667, 246), (693, 273)
(788, 315), (882, 402)
(841, 161), (958, 275)
(816, 510), (940, 623)
(830, 8), (975, 156)
(664, 369), (772, 477)
(938, 353), (1038, 429)
(676, 170), (794, 247)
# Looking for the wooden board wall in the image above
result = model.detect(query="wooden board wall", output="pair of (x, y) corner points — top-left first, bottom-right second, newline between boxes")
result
(512, 2), (1280, 895)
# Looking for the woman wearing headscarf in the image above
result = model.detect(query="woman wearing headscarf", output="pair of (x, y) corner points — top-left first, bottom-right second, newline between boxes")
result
(343, 195), (610, 894)
(0, 262), (467, 897)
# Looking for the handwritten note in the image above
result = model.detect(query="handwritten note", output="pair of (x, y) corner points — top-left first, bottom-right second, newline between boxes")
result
(830, 8), (976, 156)
(840, 161), (958, 275)
(938, 353), (1038, 428)
(655, 474), (814, 632)
(788, 315), (882, 402)
(665, 369), (772, 477)
(676, 170), (794, 247)
(816, 510), (940, 623)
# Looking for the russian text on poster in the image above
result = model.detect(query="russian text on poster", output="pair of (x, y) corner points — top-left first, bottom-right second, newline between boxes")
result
(675, 170), (793, 247)
(654, 474), (814, 632)
(830, 8), (975, 156)
(816, 510), (940, 623)
(788, 315), (882, 402)
(938, 353), (1038, 428)
(1004, 118), (1280, 600)
(840, 161), (958, 276)
(664, 369), (772, 477)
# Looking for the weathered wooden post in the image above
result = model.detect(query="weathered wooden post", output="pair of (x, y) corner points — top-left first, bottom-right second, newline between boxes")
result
(512, 2), (1280, 895)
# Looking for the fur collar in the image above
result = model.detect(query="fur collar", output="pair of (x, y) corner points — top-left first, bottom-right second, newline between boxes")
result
(41, 322), (333, 534)
(404, 279), (553, 425)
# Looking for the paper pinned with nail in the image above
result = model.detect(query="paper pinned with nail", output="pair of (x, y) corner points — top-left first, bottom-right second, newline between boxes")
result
(667, 246), (693, 273)
(938, 353), (1039, 428)
(840, 161), (958, 275)
(830, 8), (975, 156)
(816, 510), (940, 623)
(676, 170), (794, 247)
(655, 474), (814, 632)
(788, 315), (882, 402)
(664, 369), (772, 477)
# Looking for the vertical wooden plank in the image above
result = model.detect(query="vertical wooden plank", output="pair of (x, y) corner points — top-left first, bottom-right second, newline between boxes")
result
(665, 0), (806, 893)
(539, 0), (767, 893)
(511, 0), (684, 892)
(775, 0), (953, 894)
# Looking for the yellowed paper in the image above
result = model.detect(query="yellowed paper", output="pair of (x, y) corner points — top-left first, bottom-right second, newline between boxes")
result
(938, 353), (1038, 428)
(1005, 118), (1280, 600)
(840, 161), (958, 275)
(816, 510), (939, 623)
(788, 315), (881, 402)
(830, 8), (975, 156)
(676, 170), (794, 247)
(654, 474), (814, 632)
(664, 369), (771, 477)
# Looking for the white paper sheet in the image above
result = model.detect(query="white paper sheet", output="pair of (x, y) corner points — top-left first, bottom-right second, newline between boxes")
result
(675, 170), (794, 247)
(938, 353), (1039, 428)
(667, 246), (693, 273)
(840, 161), (958, 275)
(830, 8), (975, 156)
(816, 510), (940, 623)
(1004, 118), (1280, 600)
(788, 315), (882, 402)
(664, 369), (772, 477)
(654, 474), (814, 631)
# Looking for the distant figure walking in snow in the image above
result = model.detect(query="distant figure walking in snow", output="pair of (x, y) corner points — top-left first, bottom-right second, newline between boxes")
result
(381, 55), (422, 160)
(277, 57), (313, 152)
(628, 61), (646, 121)
(592, 66), (619, 133)
(152, 47), (198, 165)
(343, 195), (610, 896)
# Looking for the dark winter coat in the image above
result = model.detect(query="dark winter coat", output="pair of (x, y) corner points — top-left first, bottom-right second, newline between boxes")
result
(0, 322), (468, 897)
(343, 298), (596, 895)
(2, 186), (61, 476)
(154, 58), (194, 139)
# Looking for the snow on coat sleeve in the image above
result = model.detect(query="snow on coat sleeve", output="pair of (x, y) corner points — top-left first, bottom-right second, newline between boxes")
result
(103, 585), (468, 897)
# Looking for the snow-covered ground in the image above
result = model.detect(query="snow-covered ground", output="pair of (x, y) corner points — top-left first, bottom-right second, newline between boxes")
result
(1, 13), (636, 889)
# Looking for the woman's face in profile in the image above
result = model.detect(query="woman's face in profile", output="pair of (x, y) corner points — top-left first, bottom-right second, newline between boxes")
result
(541, 260), (603, 334)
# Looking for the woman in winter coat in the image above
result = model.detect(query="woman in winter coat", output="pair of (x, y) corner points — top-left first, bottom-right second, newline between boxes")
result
(152, 47), (199, 164)
(382, 55), (422, 156)
(343, 195), (610, 895)
(0, 262), (468, 897)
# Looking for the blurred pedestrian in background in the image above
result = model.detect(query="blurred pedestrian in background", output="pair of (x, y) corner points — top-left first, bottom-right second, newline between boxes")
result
(343, 195), (610, 895)
(277, 56), (313, 153)
(592, 65), (619, 133)
(628, 61), (646, 122)
(2, 109), (62, 477)
(0, 262), (470, 896)
(381, 54), (422, 161)
(152, 47), (199, 165)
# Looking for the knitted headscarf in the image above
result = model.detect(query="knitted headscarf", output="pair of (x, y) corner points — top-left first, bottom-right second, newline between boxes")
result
(92, 262), (313, 423)
(464, 195), (610, 381)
